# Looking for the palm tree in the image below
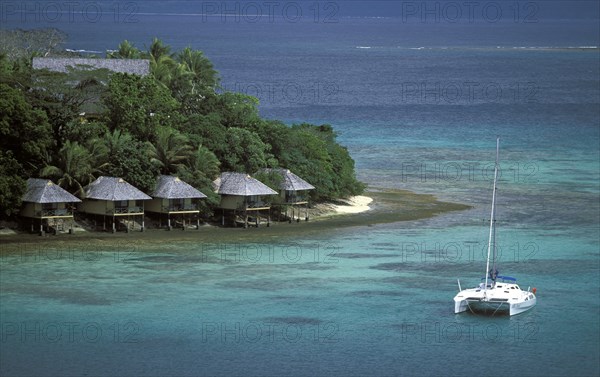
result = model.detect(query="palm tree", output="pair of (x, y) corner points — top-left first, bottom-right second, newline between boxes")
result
(149, 54), (178, 87)
(168, 61), (195, 98)
(147, 127), (193, 174)
(102, 129), (133, 156)
(185, 145), (220, 181)
(178, 47), (219, 90)
(107, 40), (141, 59)
(176, 145), (221, 208)
(144, 38), (178, 87)
(40, 140), (107, 196)
(86, 138), (109, 169)
(148, 38), (172, 61)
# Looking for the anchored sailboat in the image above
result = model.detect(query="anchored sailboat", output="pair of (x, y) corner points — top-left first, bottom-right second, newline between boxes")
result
(454, 138), (537, 316)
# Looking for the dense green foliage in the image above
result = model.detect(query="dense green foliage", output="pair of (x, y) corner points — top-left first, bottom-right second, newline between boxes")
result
(0, 83), (53, 173)
(103, 74), (180, 142)
(0, 150), (27, 217)
(0, 33), (364, 220)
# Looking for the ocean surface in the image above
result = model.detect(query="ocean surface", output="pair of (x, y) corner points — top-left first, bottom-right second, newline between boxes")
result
(1, 2), (599, 376)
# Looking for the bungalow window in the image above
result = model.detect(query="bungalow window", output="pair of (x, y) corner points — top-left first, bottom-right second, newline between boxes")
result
(42, 203), (58, 210)
(134, 200), (144, 212)
(285, 190), (296, 203)
(170, 198), (184, 210)
(41, 202), (58, 216)
(286, 191), (307, 203)
(246, 195), (264, 208)
(115, 200), (128, 209)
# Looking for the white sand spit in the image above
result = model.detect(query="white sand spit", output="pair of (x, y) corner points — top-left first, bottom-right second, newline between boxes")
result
(332, 195), (373, 214)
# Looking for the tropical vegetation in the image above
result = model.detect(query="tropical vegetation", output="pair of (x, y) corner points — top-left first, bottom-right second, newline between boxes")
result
(0, 28), (364, 219)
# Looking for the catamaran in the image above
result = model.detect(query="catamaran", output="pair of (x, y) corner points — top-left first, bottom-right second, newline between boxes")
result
(454, 138), (537, 316)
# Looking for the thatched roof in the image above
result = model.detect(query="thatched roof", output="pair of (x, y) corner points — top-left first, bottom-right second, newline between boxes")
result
(213, 172), (277, 196)
(152, 175), (207, 199)
(262, 168), (315, 191)
(84, 176), (151, 201)
(32, 57), (150, 76)
(22, 179), (81, 204)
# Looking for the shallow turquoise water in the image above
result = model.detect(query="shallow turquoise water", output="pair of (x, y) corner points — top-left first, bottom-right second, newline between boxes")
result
(1, 209), (598, 376)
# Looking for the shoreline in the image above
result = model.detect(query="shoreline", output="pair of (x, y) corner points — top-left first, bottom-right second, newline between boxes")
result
(0, 189), (471, 252)
(306, 195), (374, 218)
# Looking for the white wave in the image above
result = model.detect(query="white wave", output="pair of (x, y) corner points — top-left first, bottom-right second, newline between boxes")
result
(498, 46), (599, 50)
(65, 48), (103, 54)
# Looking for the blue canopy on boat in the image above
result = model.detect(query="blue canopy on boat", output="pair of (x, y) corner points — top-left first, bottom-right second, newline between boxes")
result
(497, 275), (517, 282)
(480, 275), (517, 282)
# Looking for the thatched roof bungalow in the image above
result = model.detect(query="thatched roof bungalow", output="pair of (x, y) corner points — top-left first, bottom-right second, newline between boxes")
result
(79, 176), (151, 232)
(213, 172), (277, 208)
(261, 168), (315, 222)
(262, 168), (315, 204)
(146, 175), (207, 229)
(21, 178), (81, 235)
(213, 172), (277, 227)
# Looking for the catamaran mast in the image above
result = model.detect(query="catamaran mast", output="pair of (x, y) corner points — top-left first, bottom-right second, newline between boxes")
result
(484, 137), (500, 291)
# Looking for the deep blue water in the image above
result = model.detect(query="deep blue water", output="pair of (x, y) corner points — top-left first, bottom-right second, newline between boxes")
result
(1, 2), (599, 376)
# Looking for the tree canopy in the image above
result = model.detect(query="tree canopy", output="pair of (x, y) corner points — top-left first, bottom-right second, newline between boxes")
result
(0, 33), (364, 220)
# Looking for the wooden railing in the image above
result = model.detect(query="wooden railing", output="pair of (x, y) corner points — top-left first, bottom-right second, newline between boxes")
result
(113, 206), (143, 214)
(164, 203), (197, 212)
(240, 200), (270, 210)
(284, 193), (309, 204)
(38, 208), (72, 217)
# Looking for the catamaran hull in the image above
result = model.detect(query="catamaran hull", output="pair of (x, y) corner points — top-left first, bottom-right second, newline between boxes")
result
(454, 299), (469, 314)
(508, 297), (537, 315)
(454, 296), (536, 316)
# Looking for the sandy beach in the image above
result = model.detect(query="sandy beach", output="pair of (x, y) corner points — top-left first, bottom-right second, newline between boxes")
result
(315, 195), (374, 215)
